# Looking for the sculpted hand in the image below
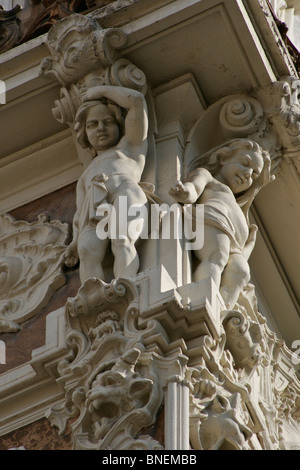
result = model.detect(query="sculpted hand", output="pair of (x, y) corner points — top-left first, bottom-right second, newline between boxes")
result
(82, 86), (106, 102)
(64, 242), (79, 268)
(169, 181), (197, 204)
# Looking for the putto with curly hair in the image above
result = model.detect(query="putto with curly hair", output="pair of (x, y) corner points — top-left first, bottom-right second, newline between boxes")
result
(75, 98), (125, 150)
(170, 138), (274, 310)
(65, 85), (149, 283)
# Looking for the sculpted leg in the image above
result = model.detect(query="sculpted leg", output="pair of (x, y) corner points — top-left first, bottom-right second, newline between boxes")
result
(77, 227), (109, 283)
(111, 183), (148, 278)
(220, 253), (250, 309)
(111, 237), (139, 278)
(193, 225), (230, 290)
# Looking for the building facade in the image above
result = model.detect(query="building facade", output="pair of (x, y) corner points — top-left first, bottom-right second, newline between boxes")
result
(0, 0), (300, 450)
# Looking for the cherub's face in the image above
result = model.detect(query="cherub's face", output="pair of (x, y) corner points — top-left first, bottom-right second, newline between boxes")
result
(85, 103), (120, 151)
(219, 148), (264, 194)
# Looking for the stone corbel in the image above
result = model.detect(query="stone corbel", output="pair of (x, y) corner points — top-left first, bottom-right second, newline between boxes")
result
(184, 91), (276, 170)
(47, 275), (164, 450)
(40, 14), (128, 87)
(253, 76), (300, 157)
(45, 267), (230, 449)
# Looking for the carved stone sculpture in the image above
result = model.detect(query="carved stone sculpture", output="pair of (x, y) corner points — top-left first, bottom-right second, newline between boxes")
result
(223, 310), (263, 372)
(170, 138), (274, 310)
(0, 213), (69, 333)
(198, 393), (252, 450)
(47, 276), (163, 450)
(254, 75), (300, 156)
(0, 5), (22, 53)
(40, 14), (127, 87)
(0, 1), (93, 54)
(64, 85), (149, 283)
(39, 13), (154, 283)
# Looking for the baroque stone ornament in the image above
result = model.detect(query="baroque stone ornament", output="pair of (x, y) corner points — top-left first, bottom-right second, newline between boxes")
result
(64, 85), (149, 283)
(170, 138), (274, 310)
(41, 13), (153, 283)
(0, 5), (22, 54)
(254, 76), (300, 157)
(0, 213), (69, 333)
(40, 13), (148, 128)
(40, 14), (127, 87)
(0, 2), (121, 54)
(43, 266), (300, 450)
(47, 276), (164, 450)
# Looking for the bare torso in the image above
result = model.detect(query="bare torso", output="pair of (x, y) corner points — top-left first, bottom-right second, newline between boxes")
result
(80, 147), (145, 200)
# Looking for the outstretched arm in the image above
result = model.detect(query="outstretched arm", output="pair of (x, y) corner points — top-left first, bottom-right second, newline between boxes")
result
(83, 86), (148, 148)
(169, 167), (212, 204)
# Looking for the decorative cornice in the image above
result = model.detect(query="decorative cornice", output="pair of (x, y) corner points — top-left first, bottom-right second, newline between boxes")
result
(0, 1), (119, 55)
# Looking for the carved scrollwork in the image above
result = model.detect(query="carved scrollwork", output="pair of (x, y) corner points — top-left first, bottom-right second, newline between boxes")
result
(189, 366), (253, 450)
(219, 96), (264, 138)
(47, 277), (163, 449)
(109, 59), (148, 95)
(0, 5), (22, 53)
(0, 213), (69, 333)
(223, 310), (263, 371)
(40, 14), (127, 86)
(254, 76), (300, 155)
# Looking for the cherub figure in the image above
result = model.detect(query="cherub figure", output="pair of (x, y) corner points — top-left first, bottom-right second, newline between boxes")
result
(170, 139), (273, 310)
(65, 86), (148, 283)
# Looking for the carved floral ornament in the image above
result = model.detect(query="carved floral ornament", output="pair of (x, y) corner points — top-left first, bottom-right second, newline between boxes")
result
(0, 213), (69, 333)
(40, 14), (148, 130)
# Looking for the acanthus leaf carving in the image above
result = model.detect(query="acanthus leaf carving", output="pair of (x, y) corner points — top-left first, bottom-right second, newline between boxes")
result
(0, 213), (69, 333)
(40, 14), (127, 87)
(47, 276), (164, 450)
(254, 76), (300, 156)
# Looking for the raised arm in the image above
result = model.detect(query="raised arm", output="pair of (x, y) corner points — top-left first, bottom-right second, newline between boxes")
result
(83, 86), (148, 148)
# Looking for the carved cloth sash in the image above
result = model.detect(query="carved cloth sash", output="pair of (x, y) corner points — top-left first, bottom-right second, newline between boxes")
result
(201, 203), (246, 256)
